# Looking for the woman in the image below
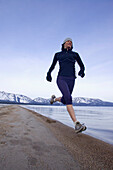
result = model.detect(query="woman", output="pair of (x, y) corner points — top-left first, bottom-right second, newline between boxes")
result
(46, 38), (86, 133)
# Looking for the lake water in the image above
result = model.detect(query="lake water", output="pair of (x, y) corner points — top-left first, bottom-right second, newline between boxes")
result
(23, 105), (113, 145)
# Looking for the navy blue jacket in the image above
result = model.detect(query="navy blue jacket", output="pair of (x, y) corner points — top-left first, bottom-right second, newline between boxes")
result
(48, 49), (85, 78)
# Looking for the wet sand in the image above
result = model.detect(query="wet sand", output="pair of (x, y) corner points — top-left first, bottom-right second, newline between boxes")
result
(0, 105), (113, 170)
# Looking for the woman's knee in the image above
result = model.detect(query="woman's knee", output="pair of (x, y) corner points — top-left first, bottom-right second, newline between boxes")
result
(64, 95), (72, 105)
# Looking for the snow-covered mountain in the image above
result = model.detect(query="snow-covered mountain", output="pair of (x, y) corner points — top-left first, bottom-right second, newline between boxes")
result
(72, 97), (104, 105)
(34, 97), (50, 104)
(0, 91), (35, 104)
(0, 91), (113, 106)
(34, 96), (113, 106)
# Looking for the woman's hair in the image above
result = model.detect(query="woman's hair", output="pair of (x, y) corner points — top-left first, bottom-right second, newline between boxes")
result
(61, 43), (73, 51)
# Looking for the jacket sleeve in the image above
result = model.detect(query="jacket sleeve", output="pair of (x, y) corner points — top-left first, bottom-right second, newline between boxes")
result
(47, 53), (58, 74)
(75, 53), (85, 71)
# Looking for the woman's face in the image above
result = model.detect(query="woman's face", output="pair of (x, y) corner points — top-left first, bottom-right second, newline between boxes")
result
(64, 40), (72, 49)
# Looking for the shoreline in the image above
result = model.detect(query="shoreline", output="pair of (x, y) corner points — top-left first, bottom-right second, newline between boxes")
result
(23, 104), (113, 145)
(0, 105), (113, 169)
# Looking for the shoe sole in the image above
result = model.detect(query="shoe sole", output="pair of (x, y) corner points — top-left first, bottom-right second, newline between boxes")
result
(50, 100), (54, 104)
(75, 126), (87, 134)
(75, 126), (84, 133)
(50, 95), (56, 104)
(50, 101), (54, 104)
(82, 126), (87, 131)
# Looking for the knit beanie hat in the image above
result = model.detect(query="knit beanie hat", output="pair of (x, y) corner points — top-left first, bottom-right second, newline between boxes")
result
(63, 38), (73, 44)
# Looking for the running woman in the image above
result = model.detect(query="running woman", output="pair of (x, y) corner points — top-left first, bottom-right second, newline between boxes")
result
(46, 38), (86, 133)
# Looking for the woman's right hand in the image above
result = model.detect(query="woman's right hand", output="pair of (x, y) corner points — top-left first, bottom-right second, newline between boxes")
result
(46, 72), (52, 82)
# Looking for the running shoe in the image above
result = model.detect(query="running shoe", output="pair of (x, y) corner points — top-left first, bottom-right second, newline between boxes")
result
(50, 95), (56, 104)
(75, 121), (86, 133)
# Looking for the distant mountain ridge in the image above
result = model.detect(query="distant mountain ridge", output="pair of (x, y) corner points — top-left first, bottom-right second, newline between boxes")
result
(0, 91), (35, 104)
(0, 91), (113, 106)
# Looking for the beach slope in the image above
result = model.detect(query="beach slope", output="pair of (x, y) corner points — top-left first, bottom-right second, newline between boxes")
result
(0, 105), (113, 170)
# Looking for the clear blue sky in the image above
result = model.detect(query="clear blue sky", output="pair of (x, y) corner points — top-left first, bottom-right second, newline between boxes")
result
(0, 0), (113, 102)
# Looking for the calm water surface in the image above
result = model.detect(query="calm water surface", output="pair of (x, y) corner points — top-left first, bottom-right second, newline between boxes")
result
(23, 105), (113, 145)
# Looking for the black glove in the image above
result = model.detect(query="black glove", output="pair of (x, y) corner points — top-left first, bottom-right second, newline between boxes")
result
(78, 70), (85, 78)
(46, 72), (52, 82)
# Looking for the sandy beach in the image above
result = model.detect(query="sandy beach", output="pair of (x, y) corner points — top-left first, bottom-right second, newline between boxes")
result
(0, 105), (113, 170)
